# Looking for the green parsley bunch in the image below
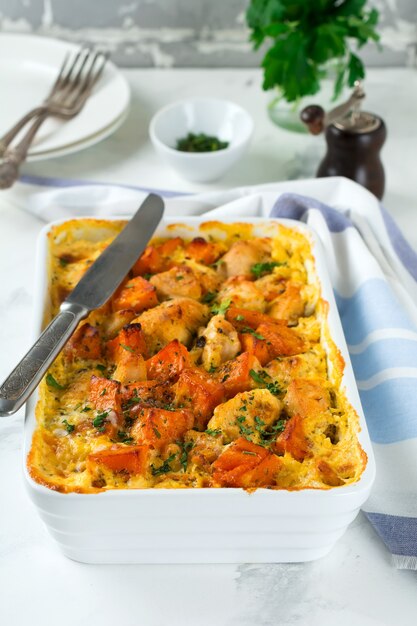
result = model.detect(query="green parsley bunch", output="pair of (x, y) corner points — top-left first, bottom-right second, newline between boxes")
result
(246, 0), (380, 102)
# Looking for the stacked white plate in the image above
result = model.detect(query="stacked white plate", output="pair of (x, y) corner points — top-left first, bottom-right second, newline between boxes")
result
(0, 34), (131, 161)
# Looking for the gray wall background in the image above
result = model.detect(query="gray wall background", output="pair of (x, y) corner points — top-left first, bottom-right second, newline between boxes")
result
(0, 0), (416, 68)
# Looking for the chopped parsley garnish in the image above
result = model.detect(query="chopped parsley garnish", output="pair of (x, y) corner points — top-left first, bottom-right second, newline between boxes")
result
(93, 411), (108, 430)
(208, 364), (217, 374)
(143, 273), (152, 280)
(176, 132), (229, 153)
(241, 327), (265, 340)
(265, 380), (281, 396)
(96, 364), (106, 372)
(81, 406), (91, 412)
(235, 314), (244, 321)
(249, 369), (265, 385)
(120, 344), (135, 353)
(211, 298), (231, 315)
(251, 261), (285, 279)
(202, 291), (217, 304)
(59, 257), (69, 267)
(205, 428), (222, 436)
(177, 440), (194, 471)
(124, 394), (142, 407)
(46, 373), (65, 390)
(62, 419), (75, 434)
(237, 414), (253, 437)
(151, 454), (176, 476)
(242, 450), (257, 456)
(249, 369), (282, 396)
(259, 420), (286, 446)
(175, 275), (184, 281)
(153, 427), (161, 439)
(117, 431), (134, 444)
(239, 424), (253, 436)
(255, 416), (265, 428)
(162, 403), (176, 411)
(272, 420), (286, 434)
(99, 388), (107, 396)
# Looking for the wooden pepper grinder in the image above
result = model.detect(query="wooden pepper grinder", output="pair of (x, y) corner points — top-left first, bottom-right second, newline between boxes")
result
(300, 82), (386, 199)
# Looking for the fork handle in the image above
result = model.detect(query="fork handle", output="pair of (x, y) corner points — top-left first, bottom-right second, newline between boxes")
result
(0, 105), (47, 158)
(0, 111), (50, 189)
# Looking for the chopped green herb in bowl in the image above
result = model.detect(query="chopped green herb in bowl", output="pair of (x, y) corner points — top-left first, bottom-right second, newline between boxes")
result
(176, 133), (229, 153)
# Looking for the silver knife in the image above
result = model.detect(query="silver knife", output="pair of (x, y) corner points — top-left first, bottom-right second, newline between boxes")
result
(0, 193), (164, 417)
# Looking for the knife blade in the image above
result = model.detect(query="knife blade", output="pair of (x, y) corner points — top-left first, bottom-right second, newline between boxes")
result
(0, 193), (164, 417)
(67, 193), (164, 309)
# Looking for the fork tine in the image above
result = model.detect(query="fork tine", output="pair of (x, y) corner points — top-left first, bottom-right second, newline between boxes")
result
(46, 48), (109, 114)
(47, 52), (70, 97)
(79, 51), (108, 96)
(71, 48), (92, 86)
(90, 52), (109, 87)
(60, 48), (85, 90)
(62, 50), (98, 107)
(68, 50), (104, 106)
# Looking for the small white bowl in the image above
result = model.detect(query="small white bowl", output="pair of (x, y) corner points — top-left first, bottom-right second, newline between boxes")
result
(149, 98), (254, 183)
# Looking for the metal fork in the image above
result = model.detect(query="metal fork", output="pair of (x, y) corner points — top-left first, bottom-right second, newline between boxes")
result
(0, 48), (108, 189)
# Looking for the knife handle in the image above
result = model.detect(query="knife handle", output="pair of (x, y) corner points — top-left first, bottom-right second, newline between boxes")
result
(0, 303), (88, 417)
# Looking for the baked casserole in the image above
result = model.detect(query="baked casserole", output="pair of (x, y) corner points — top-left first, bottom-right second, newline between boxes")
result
(28, 219), (367, 493)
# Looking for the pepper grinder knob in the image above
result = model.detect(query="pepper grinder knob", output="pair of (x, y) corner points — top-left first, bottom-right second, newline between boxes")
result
(300, 105), (325, 135)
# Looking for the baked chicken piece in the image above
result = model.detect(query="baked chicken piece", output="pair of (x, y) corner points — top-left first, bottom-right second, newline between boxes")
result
(199, 314), (241, 371)
(207, 388), (282, 444)
(220, 238), (272, 278)
(134, 297), (209, 354)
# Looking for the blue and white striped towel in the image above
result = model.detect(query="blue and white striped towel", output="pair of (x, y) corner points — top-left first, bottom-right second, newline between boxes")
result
(5, 174), (417, 569)
(270, 192), (417, 570)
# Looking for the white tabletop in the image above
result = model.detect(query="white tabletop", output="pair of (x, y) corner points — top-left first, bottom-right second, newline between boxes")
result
(0, 68), (417, 626)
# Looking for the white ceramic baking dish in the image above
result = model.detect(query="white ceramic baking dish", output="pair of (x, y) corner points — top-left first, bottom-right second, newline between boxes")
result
(23, 215), (376, 564)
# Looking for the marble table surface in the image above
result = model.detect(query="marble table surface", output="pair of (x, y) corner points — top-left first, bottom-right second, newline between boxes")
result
(0, 68), (416, 626)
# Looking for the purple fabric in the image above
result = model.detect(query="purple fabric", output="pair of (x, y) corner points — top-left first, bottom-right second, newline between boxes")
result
(270, 193), (352, 232)
(271, 192), (417, 284)
(364, 512), (417, 557)
(380, 204), (417, 282)
(19, 173), (186, 198)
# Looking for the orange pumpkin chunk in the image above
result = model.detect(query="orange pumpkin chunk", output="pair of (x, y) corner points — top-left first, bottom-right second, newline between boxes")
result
(212, 437), (282, 487)
(239, 332), (272, 366)
(174, 368), (225, 430)
(64, 323), (102, 361)
(132, 246), (163, 276)
(112, 276), (158, 313)
(131, 407), (194, 450)
(146, 339), (191, 382)
(216, 352), (261, 398)
(123, 380), (174, 409)
(107, 323), (148, 361)
(273, 414), (310, 461)
(158, 237), (184, 258)
(256, 322), (306, 357)
(88, 445), (149, 475)
(89, 377), (123, 437)
(185, 237), (223, 265)
(132, 238), (184, 276)
(90, 376), (122, 415)
(225, 307), (286, 332)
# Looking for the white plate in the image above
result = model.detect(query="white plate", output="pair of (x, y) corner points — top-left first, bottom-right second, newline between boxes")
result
(0, 34), (130, 160)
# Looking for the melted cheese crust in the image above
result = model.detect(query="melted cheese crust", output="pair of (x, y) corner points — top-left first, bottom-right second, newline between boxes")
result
(28, 219), (366, 493)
